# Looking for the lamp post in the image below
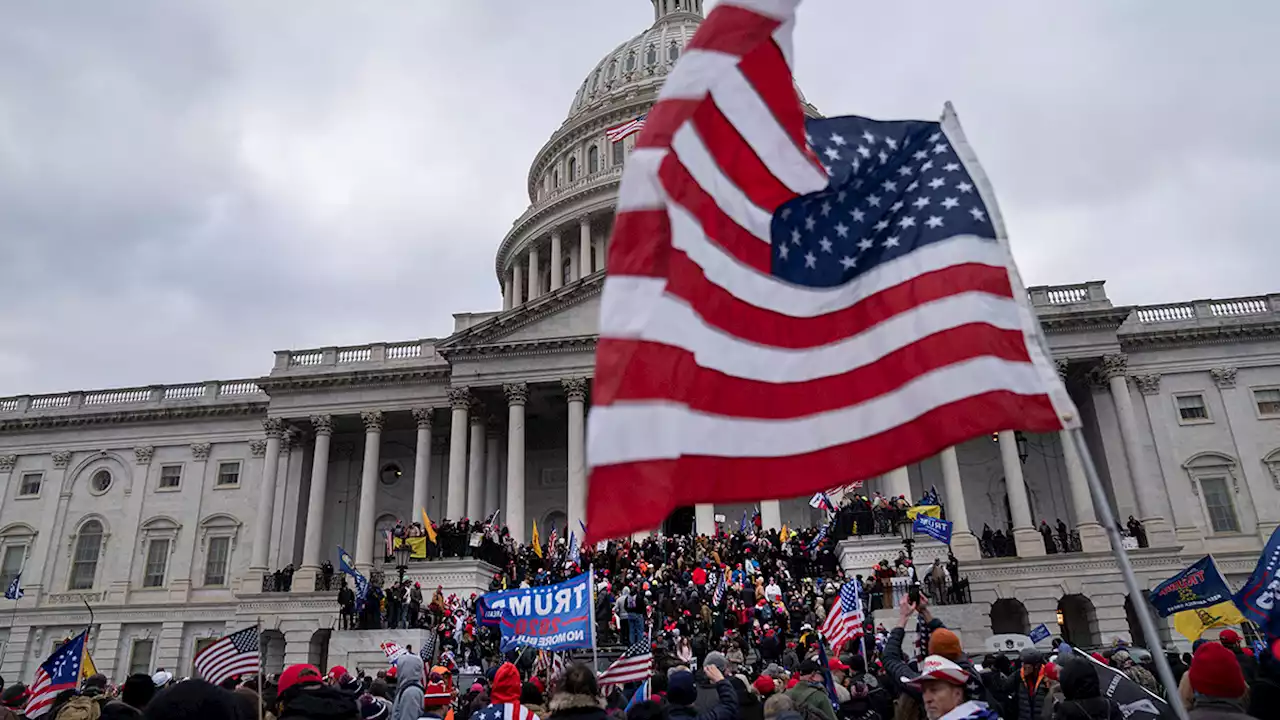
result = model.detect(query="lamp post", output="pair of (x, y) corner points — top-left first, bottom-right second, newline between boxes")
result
(898, 516), (920, 601)
(394, 543), (412, 586)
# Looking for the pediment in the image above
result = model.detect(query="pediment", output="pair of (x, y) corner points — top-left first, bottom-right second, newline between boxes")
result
(438, 274), (602, 354)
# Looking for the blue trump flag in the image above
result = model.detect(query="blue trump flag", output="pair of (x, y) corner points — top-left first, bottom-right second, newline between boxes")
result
(1029, 624), (1051, 644)
(337, 546), (369, 613)
(1150, 556), (1236, 617)
(489, 571), (596, 652)
(913, 515), (953, 545)
(1234, 525), (1280, 637)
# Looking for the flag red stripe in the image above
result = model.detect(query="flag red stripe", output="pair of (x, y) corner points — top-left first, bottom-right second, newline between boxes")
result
(691, 98), (796, 213)
(635, 99), (703, 150)
(737, 39), (812, 154)
(664, 257), (1016, 348)
(586, 391), (1060, 537)
(683, 5), (782, 57)
(595, 325), (1034, 417)
(658, 156), (771, 271)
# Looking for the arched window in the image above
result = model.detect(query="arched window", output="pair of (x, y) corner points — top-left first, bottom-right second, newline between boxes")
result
(568, 156), (578, 182)
(553, 169), (560, 188)
(607, 59), (617, 81)
(70, 520), (103, 590)
(625, 52), (636, 73)
(587, 145), (599, 174)
(668, 41), (680, 63)
(645, 44), (658, 67)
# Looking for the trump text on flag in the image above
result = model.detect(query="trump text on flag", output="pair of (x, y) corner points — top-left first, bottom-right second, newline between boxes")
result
(486, 572), (595, 652)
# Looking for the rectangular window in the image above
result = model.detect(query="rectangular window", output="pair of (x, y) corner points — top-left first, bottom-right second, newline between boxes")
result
(216, 461), (241, 487)
(1255, 388), (1280, 417)
(129, 639), (154, 675)
(0, 545), (24, 589)
(1176, 393), (1209, 422)
(1201, 477), (1240, 533)
(159, 464), (183, 489)
(142, 538), (170, 588)
(204, 536), (231, 587)
(18, 473), (41, 497)
(612, 140), (625, 166)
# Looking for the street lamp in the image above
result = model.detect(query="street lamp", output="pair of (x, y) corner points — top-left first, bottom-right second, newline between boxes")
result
(898, 516), (920, 602)
(394, 543), (412, 585)
(1015, 431), (1030, 465)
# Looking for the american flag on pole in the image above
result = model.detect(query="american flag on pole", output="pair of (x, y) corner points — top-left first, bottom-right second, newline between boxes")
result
(607, 114), (647, 143)
(598, 637), (654, 686)
(583, 0), (1077, 542)
(818, 579), (865, 652)
(25, 631), (86, 718)
(712, 570), (728, 606)
(193, 627), (260, 687)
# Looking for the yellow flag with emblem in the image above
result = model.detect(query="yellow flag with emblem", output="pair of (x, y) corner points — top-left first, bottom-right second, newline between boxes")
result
(1173, 601), (1247, 642)
(421, 508), (438, 544)
(81, 646), (99, 679)
(531, 520), (543, 558)
(779, 525), (790, 543)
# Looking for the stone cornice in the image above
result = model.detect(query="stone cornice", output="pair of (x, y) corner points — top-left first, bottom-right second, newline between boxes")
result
(0, 402), (266, 433)
(439, 274), (603, 354)
(443, 336), (597, 361)
(1119, 319), (1280, 350)
(255, 365), (451, 394)
(498, 182), (620, 278)
(1035, 307), (1132, 335)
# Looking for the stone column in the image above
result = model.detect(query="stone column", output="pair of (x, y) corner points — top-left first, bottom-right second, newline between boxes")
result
(250, 418), (284, 571)
(512, 263), (524, 308)
(550, 231), (563, 291)
(505, 383), (529, 542)
(299, 415), (333, 576)
(760, 500), (782, 531)
(695, 505), (716, 536)
(484, 426), (501, 516)
(563, 378), (588, 535)
(527, 245), (540, 300)
(1056, 360), (1109, 552)
(999, 430), (1044, 557)
(412, 408), (434, 519)
(503, 277), (513, 311)
(1102, 354), (1172, 547)
(579, 216), (592, 278)
(467, 408), (486, 522)
(446, 388), (471, 520)
(354, 411), (384, 572)
(939, 447), (980, 560)
(884, 467), (912, 502)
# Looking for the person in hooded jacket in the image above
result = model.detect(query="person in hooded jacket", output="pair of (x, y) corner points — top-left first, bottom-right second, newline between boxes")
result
(390, 655), (425, 720)
(472, 663), (542, 720)
(667, 666), (736, 720)
(727, 677), (763, 720)
(548, 663), (609, 720)
(276, 663), (360, 720)
(1050, 659), (1121, 720)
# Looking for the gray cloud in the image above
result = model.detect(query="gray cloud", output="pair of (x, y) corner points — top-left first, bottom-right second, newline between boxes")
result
(1, 0), (1276, 396)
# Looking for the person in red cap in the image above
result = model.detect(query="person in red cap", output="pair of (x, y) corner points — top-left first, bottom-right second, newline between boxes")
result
(276, 663), (359, 719)
(1187, 642), (1251, 718)
(1216, 629), (1259, 687)
(906, 656), (998, 720)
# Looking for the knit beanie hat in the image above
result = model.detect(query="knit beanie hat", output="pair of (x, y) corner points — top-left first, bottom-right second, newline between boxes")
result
(927, 629), (962, 661)
(1189, 642), (1247, 699)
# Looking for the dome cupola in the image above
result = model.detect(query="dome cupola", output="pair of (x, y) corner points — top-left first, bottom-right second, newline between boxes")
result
(651, 0), (704, 22)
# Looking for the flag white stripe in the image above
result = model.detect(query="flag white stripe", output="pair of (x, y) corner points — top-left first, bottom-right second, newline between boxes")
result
(672, 124), (774, 242)
(600, 279), (1026, 382)
(588, 356), (1048, 465)
(708, 70), (827, 196)
(615, 148), (668, 212)
(772, 17), (796, 68)
(656, 50), (742, 101)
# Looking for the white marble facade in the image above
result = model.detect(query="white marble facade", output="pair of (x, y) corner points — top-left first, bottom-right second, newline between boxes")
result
(3, 0), (1280, 679)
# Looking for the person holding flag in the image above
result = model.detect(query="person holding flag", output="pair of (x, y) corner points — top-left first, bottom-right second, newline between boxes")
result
(24, 630), (86, 718)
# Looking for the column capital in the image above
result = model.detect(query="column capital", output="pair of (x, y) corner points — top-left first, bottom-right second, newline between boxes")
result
(412, 407), (435, 430)
(190, 443), (211, 461)
(448, 387), (473, 410)
(310, 415), (335, 436)
(134, 446), (155, 466)
(1133, 374), (1161, 396)
(469, 406), (487, 427)
(281, 427), (300, 451)
(1100, 353), (1128, 380)
(249, 439), (268, 458)
(1211, 367), (1238, 389)
(578, 214), (592, 227)
(1054, 358), (1070, 380)
(361, 411), (384, 433)
(263, 417), (285, 439)
(561, 377), (589, 402)
(504, 382), (529, 406)
(0, 454), (15, 473)
(52, 450), (72, 469)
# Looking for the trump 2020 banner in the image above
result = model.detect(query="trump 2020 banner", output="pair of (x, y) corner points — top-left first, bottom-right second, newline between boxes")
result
(1150, 556), (1235, 616)
(912, 515), (953, 545)
(1234, 525), (1280, 636)
(488, 571), (595, 651)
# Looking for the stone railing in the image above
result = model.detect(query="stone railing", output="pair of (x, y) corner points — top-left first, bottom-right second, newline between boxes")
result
(273, 340), (438, 373)
(1133, 295), (1280, 324)
(510, 167), (623, 231)
(0, 379), (266, 415)
(1027, 281), (1110, 310)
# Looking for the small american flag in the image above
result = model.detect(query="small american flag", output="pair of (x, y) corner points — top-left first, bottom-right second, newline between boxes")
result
(819, 579), (865, 653)
(193, 627), (260, 687)
(606, 114), (646, 143)
(598, 637), (654, 686)
(26, 631), (85, 718)
(712, 570), (727, 606)
(534, 650), (566, 681)
(584, 0), (1076, 542)
(4, 572), (21, 600)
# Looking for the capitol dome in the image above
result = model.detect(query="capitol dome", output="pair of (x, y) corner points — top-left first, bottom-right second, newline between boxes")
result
(494, 0), (819, 310)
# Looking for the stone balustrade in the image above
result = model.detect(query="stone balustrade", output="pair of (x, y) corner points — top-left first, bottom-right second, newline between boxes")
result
(271, 340), (441, 373)
(1133, 295), (1280, 324)
(0, 379), (265, 416)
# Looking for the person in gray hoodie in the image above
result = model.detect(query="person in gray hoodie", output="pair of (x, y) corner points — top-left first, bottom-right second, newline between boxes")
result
(391, 655), (426, 720)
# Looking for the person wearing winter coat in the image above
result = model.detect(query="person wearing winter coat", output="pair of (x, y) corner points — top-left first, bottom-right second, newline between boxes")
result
(1050, 659), (1122, 720)
(1185, 643), (1255, 720)
(548, 664), (609, 720)
(905, 656), (1000, 720)
(782, 660), (836, 720)
(1001, 649), (1052, 720)
(472, 663), (542, 720)
(390, 655), (426, 720)
(667, 666), (737, 720)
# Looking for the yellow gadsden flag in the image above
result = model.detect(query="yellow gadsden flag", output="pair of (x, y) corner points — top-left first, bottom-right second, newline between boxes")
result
(531, 520), (543, 558)
(82, 647), (99, 679)
(1173, 601), (1247, 642)
(906, 505), (942, 520)
(420, 508), (438, 544)
(779, 525), (791, 543)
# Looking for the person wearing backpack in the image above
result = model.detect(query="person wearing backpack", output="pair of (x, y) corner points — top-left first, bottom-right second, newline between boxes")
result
(783, 660), (837, 720)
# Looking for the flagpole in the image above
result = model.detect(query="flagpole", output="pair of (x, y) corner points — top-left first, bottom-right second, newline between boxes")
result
(257, 618), (264, 720)
(588, 564), (598, 672)
(1069, 429), (1188, 720)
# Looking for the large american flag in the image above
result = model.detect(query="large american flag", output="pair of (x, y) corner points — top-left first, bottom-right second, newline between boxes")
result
(26, 631), (86, 718)
(819, 579), (864, 652)
(193, 627), (260, 687)
(583, 0), (1077, 542)
(597, 637), (654, 686)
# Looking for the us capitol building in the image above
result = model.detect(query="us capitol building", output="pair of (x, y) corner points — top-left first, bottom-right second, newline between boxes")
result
(3, 0), (1279, 679)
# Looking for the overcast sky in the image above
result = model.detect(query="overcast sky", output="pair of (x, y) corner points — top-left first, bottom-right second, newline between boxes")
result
(1, 1), (1276, 396)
